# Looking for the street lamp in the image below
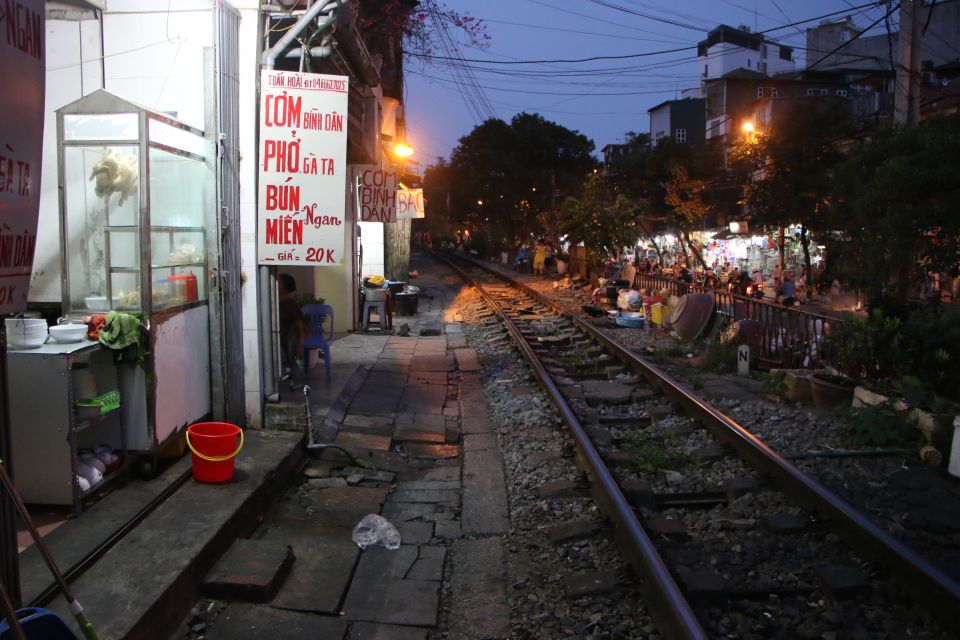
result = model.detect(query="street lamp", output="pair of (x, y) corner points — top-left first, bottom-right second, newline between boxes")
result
(392, 142), (414, 159)
(742, 121), (755, 133)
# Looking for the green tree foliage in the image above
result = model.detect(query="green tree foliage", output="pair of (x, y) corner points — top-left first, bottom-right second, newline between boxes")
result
(434, 113), (597, 246)
(828, 114), (960, 312)
(559, 172), (638, 272)
(608, 138), (724, 267)
(729, 96), (850, 290)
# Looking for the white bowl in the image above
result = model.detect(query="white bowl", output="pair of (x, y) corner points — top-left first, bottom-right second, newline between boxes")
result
(49, 324), (87, 343)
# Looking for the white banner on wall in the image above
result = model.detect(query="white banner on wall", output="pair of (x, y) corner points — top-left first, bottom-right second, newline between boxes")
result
(0, 0), (45, 313)
(357, 168), (397, 223)
(396, 188), (425, 220)
(257, 70), (349, 266)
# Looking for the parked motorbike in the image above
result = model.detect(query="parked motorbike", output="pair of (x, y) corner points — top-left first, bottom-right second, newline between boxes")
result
(744, 282), (765, 299)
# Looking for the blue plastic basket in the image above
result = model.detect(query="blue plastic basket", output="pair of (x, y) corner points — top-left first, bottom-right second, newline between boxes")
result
(0, 608), (79, 639)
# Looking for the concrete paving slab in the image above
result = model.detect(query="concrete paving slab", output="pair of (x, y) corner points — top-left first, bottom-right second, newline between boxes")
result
(389, 489), (460, 504)
(435, 521), (463, 540)
(382, 502), (439, 522)
(461, 413), (494, 435)
(207, 603), (347, 639)
(415, 466), (460, 482)
(201, 539), (295, 602)
(449, 538), (511, 640)
(401, 443), (461, 459)
(335, 432), (392, 451)
(393, 428), (446, 444)
(454, 348), (482, 372)
(395, 480), (459, 491)
(408, 546), (446, 581)
(395, 521), (434, 544)
(348, 622), (429, 640)
(343, 578), (440, 626)
(463, 433), (497, 451)
(349, 394), (401, 415)
(462, 449), (509, 536)
(272, 486), (389, 529)
(354, 545), (418, 580)
(259, 525), (358, 613)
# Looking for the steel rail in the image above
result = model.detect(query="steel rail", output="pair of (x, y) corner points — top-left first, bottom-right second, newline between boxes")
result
(447, 253), (960, 630)
(438, 254), (707, 640)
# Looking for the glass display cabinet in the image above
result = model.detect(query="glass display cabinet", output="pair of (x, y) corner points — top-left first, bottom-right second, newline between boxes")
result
(57, 90), (209, 316)
(56, 90), (214, 465)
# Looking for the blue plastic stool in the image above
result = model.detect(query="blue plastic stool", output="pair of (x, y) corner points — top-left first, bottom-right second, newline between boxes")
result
(361, 301), (388, 330)
(301, 304), (334, 379)
(1, 608), (79, 639)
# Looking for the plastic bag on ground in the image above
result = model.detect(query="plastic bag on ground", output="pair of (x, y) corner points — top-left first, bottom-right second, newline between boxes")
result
(352, 513), (402, 550)
(617, 289), (642, 310)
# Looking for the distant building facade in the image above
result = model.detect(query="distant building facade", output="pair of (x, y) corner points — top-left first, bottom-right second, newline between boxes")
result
(648, 97), (706, 146)
(699, 24), (794, 80)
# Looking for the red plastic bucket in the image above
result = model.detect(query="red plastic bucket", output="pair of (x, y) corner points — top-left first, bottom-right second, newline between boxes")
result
(185, 422), (244, 483)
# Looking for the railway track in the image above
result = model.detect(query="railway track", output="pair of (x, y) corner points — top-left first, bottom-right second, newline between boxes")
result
(438, 251), (960, 639)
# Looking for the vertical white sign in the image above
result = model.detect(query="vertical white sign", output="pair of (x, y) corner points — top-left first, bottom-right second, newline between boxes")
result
(0, 0), (45, 313)
(396, 188), (425, 220)
(257, 70), (349, 266)
(357, 168), (397, 222)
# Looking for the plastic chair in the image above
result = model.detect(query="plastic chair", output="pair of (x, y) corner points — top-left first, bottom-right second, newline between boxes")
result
(301, 304), (334, 379)
(361, 301), (389, 331)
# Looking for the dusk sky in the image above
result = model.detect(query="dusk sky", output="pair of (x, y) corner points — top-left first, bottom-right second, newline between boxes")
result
(403, 0), (896, 166)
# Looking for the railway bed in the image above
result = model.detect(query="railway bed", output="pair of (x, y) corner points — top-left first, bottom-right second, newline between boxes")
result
(440, 252), (959, 639)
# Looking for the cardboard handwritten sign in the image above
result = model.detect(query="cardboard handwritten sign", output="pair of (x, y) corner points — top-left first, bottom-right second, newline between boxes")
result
(257, 70), (349, 266)
(396, 188), (424, 220)
(357, 169), (397, 222)
(0, 0), (45, 312)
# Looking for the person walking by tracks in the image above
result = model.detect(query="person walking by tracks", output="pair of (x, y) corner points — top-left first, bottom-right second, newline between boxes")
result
(533, 241), (548, 276)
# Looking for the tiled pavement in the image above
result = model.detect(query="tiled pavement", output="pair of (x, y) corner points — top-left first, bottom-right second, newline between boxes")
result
(205, 281), (512, 639)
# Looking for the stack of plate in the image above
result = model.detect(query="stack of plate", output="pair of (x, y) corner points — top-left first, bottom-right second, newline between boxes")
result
(5, 318), (48, 349)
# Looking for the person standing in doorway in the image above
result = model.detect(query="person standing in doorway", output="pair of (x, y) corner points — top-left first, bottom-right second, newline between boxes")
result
(278, 273), (304, 381)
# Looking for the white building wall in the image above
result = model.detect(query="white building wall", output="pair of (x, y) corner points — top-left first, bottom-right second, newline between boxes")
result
(703, 42), (794, 79)
(649, 108), (671, 143)
(233, 1), (263, 426)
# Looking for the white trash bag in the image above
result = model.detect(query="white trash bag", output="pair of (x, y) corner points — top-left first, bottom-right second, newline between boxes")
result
(352, 513), (401, 550)
(617, 288), (643, 311)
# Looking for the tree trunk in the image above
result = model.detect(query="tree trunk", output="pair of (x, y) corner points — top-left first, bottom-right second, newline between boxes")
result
(646, 234), (663, 266)
(778, 226), (786, 276)
(678, 235), (691, 268)
(384, 219), (412, 282)
(800, 224), (812, 300)
(681, 227), (707, 271)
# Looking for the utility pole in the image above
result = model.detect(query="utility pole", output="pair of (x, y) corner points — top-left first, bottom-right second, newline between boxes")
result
(895, 0), (923, 125)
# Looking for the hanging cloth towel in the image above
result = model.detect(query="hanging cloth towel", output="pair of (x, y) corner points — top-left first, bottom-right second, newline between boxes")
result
(98, 311), (147, 362)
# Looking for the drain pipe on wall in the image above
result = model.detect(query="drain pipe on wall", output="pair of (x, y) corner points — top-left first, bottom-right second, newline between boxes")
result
(261, 0), (342, 70)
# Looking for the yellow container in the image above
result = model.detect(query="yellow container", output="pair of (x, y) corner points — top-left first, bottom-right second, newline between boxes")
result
(651, 304), (674, 327)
